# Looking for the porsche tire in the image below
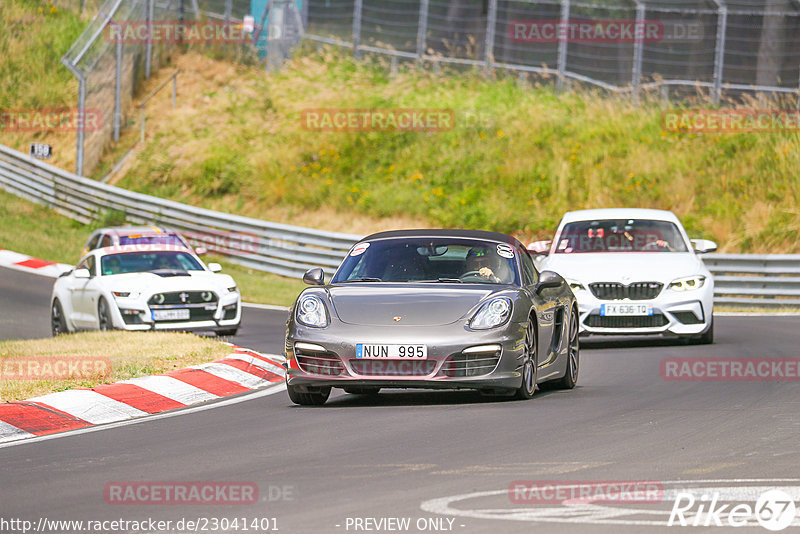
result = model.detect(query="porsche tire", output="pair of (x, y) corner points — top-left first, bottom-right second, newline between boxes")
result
(287, 384), (331, 406)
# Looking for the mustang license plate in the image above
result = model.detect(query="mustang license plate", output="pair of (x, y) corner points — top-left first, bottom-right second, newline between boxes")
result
(152, 309), (190, 321)
(600, 304), (653, 316)
(356, 344), (427, 359)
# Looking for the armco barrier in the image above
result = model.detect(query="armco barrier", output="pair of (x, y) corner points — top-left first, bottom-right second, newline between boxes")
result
(1, 143), (799, 308)
(0, 144), (360, 279)
(703, 254), (800, 308)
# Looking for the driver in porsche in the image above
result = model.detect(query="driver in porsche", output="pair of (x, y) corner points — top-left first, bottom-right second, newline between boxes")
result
(465, 247), (501, 282)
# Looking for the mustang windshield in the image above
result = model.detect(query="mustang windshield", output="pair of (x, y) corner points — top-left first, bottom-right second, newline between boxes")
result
(554, 219), (689, 253)
(100, 251), (204, 275)
(333, 238), (519, 285)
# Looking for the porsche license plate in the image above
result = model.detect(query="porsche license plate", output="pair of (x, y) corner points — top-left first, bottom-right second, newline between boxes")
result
(600, 304), (653, 316)
(152, 309), (190, 321)
(356, 344), (427, 359)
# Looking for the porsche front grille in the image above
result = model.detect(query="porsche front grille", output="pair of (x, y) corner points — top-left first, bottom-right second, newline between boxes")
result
(589, 282), (663, 300)
(349, 360), (436, 376)
(295, 351), (345, 376)
(441, 353), (501, 377)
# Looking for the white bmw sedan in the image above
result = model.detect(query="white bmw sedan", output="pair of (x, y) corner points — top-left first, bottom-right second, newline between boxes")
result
(50, 244), (241, 336)
(536, 209), (716, 344)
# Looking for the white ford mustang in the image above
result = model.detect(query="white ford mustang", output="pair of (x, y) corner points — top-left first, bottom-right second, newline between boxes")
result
(533, 208), (717, 344)
(50, 244), (241, 336)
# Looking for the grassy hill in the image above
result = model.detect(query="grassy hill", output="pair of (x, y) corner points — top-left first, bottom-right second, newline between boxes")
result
(1, 1), (798, 252)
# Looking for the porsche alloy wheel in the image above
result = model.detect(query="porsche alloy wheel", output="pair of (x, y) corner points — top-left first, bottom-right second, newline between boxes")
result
(515, 320), (538, 399)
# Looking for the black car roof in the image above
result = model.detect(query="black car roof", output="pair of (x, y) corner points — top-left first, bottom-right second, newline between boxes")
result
(362, 228), (523, 247)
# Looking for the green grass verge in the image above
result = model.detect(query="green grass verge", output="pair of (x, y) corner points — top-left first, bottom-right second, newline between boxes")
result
(105, 46), (800, 252)
(0, 189), (304, 306)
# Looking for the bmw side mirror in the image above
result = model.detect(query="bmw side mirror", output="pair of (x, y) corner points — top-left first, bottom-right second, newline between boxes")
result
(208, 262), (222, 272)
(690, 239), (718, 254)
(535, 270), (562, 294)
(303, 267), (325, 286)
(73, 268), (90, 279)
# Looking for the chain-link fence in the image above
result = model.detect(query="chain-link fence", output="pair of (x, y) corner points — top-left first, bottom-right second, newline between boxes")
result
(304, 0), (800, 103)
(60, 0), (305, 176)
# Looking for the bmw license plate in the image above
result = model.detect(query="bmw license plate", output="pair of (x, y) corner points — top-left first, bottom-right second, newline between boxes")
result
(152, 309), (190, 321)
(600, 304), (653, 316)
(356, 344), (427, 359)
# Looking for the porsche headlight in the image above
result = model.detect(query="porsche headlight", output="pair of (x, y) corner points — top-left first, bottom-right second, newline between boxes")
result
(669, 275), (706, 291)
(296, 295), (329, 328)
(470, 297), (512, 330)
(565, 278), (586, 292)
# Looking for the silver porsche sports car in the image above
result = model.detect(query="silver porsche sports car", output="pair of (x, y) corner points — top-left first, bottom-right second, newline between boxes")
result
(284, 229), (580, 405)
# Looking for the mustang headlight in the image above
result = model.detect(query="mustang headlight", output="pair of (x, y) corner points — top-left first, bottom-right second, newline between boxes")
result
(565, 278), (586, 292)
(669, 275), (706, 291)
(227, 285), (238, 293)
(470, 297), (512, 330)
(112, 291), (140, 299)
(296, 295), (329, 328)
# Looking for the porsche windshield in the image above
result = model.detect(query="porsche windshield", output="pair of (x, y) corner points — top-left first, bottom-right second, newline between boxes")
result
(100, 251), (203, 275)
(554, 219), (689, 253)
(333, 238), (519, 285)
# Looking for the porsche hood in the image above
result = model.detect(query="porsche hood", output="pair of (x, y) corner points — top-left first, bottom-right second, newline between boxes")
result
(328, 284), (496, 326)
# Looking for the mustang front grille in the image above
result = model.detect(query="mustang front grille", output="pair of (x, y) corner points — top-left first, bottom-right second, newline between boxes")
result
(585, 313), (668, 328)
(148, 291), (218, 305)
(441, 353), (501, 377)
(589, 282), (663, 300)
(349, 360), (436, 376)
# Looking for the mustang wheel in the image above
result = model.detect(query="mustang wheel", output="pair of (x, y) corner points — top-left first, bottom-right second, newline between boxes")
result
(215, 328), (239, 337)
(97, 298), (113, 331)
(552, 307), (579, 389)
(514, 320), (538, 400)
(287, 384), (331, 406)
(51, 299), (67, 336)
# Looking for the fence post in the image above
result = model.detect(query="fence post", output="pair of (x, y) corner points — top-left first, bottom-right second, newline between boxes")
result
(114, 38), (122, 142)
(225, 0), (232, 25)
(712, 0), (727, 105)
(267, 0), (288, 70)
(353, 0), (363, 59)
(631, 1), (645, 104)
(416, 0), (429, 61)
(76, 75), (86, 176)
(485, 0), (498, 70)
(145, 0), (153, 78)
(556, 0), (570, 92)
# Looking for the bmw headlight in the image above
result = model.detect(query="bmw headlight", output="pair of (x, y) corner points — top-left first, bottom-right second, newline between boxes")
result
(296, 295), (329, 328)
(669, 275), (706, 291)
(565, 278), (586, 292)
(470, 297), (512, 330)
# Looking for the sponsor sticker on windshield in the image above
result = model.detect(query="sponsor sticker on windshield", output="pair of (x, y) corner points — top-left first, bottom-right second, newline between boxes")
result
(496, 244), (515, 258)
(350, 243), (370, 256)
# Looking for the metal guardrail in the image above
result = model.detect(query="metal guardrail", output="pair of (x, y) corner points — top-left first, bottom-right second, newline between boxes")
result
(0, 144), (360, 279)
(1, 143), (799, 307)
(703, 254), (800, 308)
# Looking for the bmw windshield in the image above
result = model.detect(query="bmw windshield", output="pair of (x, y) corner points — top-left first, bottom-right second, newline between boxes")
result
(332, 238), (520, 285)
(554, 219), (689, 253)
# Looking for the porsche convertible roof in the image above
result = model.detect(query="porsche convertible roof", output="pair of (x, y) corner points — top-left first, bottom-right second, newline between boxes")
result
(363, 228), (522, 246)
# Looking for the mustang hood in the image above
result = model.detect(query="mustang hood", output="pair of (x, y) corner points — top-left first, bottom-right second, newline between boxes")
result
(105, 271), (229, 294)
(541, 253), (706, 284)
(329, 284), (496, 326)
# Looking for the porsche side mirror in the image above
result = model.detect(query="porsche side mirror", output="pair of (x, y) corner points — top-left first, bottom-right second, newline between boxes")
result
(208, 262), (222, 273)
(303, 267), (325, 286)
(535, 270), (562, 294)
(690, 239), (717, 254)
(73, 268), (90, 279)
